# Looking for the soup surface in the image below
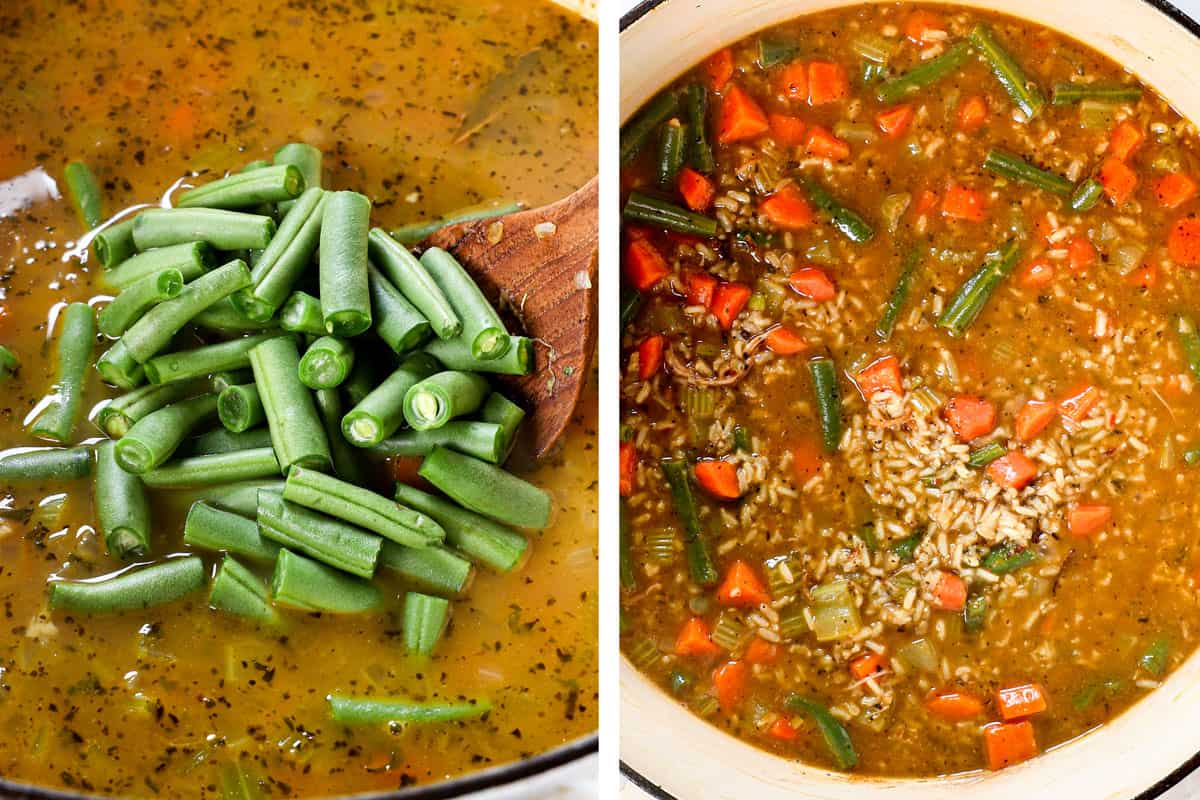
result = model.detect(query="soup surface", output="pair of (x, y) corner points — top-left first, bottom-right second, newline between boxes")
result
(620, 2), (1200, 776)
(0, 0), (597, 797)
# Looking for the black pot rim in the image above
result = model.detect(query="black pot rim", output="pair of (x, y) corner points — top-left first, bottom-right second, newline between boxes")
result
(617, 0), (1200, 798)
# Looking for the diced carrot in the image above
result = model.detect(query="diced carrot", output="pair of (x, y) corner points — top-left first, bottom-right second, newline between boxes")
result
(1168, 217), (1200, 266)
(942, 184), (987, 221)
(760, 184), (815, 229)
(1015, 399), (1057, 442)
(625, 239), (671, 291)
(705, 48), (735, 92)
(856, 355), (904, 400)
(717, 560), (770, 607)
(765, 326), (808, 356)
(387, 455), (425, 486)
(1067, 237), (1098, 273)
(1017, 258), (1055, 289)
(675, 617), (721, 656)
(1058, 382), (1101, 423)
(713, 660), (748, 712)
(162, 104), (197, 140)
(1033, 213), (1056, 243)
(768, 113), (807, 147)
(805, 125), (850, 161)
(849, 652), (885, 681)
(931, 571), (967, 611)
(876, 104), (914, 138)
(996, 683), (1048, 721)
(807, 61), (849, 106)
(986, 451), (1039, 490)
(744, 637), (779, 665)
(717, 84), (770, 144)
(677, 167), (715, 213)
(694, 459), (741, 500)
(957, 95), (989, 132)
(788, 266), (836, 302)
(1154, 172), (1198, 209)
(638, 335), (664, 381)
(904, 9), (946, 45)
(619, 441), (636, 497)
(791, 435), (824, 484)
(944, 395), (996, 441)
(1098, 156), (1138, 205)
(711, 282), (752, 330)
(1109, 120), (1143, 161)
(1126, 262), (1159, 289)
(925, 687), (985, 721)
(768, 717), (798, 741)
(1068, 503), (1112, 537)
(686, 271), (718, 309)
(983, 720), (1038, 770)
(914, 188), (939, 215)
(774, 61), (809, 102)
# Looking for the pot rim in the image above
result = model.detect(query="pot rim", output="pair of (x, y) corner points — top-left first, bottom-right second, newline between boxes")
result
(617, 0), (1200, 797)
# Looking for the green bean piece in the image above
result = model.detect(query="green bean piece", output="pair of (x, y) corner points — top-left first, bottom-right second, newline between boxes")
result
(619, 500), (636, 592)
(1072, 678), (1124, 711)
(390, 200), (521, 246)
(233, 188), (326, 321)
(28, 302), (95, 442)
(319, 191), (373, 337)
(191, 480), (283, 517)
(620, 89), (679, 165)
(659, 458), (719, 587)
(379, 542), (472, 597)
(98, 268), (184, 338)
(368, 228), (461, 340)
(279, 291), (326, 335)
(479, 392), (525, 461)
(656, 119), (687, 188)
(963, 593), (988, 633)
(133, 208), (275, 251)
(403, 371), (490, 431)
(95, 440), (151, 559)
(855, 522), (880, 552)
(96, 339), (145, 390)
(967, 442), (1007, 468)
(393, 483), (527, 572)
(969, 25), (1045, 120)
(257, 491), (381, 579)
(192, 298), (278, 333)
(273, 142), (322, 215)
(95, 381), (196, 438)
(1070, 178), (1104, 212)
(890, 529), (925, 562)
(1184, 446), (1200, 466)
(143, 332), (279, 386)
(1176, 314), (1200, 382)
(183, 427), (275, 458)
(249, 335), (331, 473)
(622, 191), (718, 237)
(371, 422), (507, 464)
(210, 556), (281, 626)
(327, 694), (491, 725)
(802, 179), (875, 243)
(0, 345), (18, 382)
(420, 247), (509, 360)
(784, 696), (858, 770)
(876, 41), (971, 104)
(271, 549), (382, 613)
(141, 447), (281, 488)
(1051, 82), (1142, 105)
(115, 394), (218, 474)
(313, 388), (365, 485)
(49, 557), (205, 613)
(980, 541), (1037, 574)
(102, 241), (213, 290)
(620, 285), (643, 330)
(684, 83), (715, 173)
(0, 446), (92, 481)
(758, 37), (798, 67)
(343, 358), (378, 406)
(367, 263), (430, 353)
(423, 333), (533, 376)
(876, 248), (920, 341)
(418, 446), (550, 530)
(64, 161), (104, 229)
(1139, 638), (1170, 677)
(184, 500), (281, 562)
(218, 383), (266, 433)
(983, 149), (1073, 196)
(937, 239), (1021, 337)
(809, 357), (842, 453)
(92, 218), (137, 269)
(342, 353), (441, 447)
(178, 164), (305, 210)
(283, 466), (444, 548)
(298, 336), (355, 390)
(404, 592), (449, 656)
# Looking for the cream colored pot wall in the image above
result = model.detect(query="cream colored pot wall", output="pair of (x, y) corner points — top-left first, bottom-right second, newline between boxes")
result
(621, 2), (1200, 797)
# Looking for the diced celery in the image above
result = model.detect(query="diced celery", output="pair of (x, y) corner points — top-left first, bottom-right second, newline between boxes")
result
(833, 121), (876, 144)
(753, 277), (787, 313)
(1080, 99), (1117, 129)
(810, 581), (862, 642)
(897, 637), (938, 672)
(851, 33), (897, 64)
(711, 610), (747, 650)
(910, 386), (943, 416)
(881, 192), (912, 233)
(765, 554), (797, 597)
(627, 638), (660, 669)
(779, 607), (808, 639)
(643, 530), (676, 563)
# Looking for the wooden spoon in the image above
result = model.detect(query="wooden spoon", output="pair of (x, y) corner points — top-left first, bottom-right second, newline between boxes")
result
(423, 176), (597, 460)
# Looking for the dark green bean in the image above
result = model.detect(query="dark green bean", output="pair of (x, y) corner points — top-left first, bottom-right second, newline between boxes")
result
(420, 247), (508, 360)
(621, 90), (679, 165)
(367, 228), (461, 340)
(372, 421), (506, 464)
(273, 142), (322, 215)
(656, 119), (687, 188)
(191, 480), (285, 517)
(183, 427), (274, 458)
(95, 381), (196, 438)
(279, 291), (326, 336)
(403, 591), (449, 656)
(622, 191), (718, 237)
(983, 148), (1073, 196)
(784, 696), (858, 770)
(802, 179), (875, 243)
(393, 483), (527, 572)
(313, 388), (365, 485)
(95, 440), (151, 559)
(271, 549), (382, 613)
(178, 164), (304, 209)
(423, 333), (533, 375)
(234, 188), (326, 321)
(28, 302), (95, 442)
(64, 162), (104, 229)
(143, 332), (279, 385)
(141, 447), (280, 488)
(968, 442), (1007, 468)
(103, 241), (213, 290)
(298, 336), (355, 390)
(92, 218), (136, 268)
(379, 541), (472, 597)
(283, 466), (444, 548)
(403, 371), (490, 431)
(809, 356), (843, 453)
(342, 353), (440, 447)
(319, 191), (373, 337)
(620, 285), (643, 330)
(659, 459), (718, 586)
(1051, 83), (1142, 105)
(115, 394), (218, 473)
(980, 541), (1037, 574)
(132, 208), (275, 251)
(343, 358), (378, 406)
(192, 297), (278, 333)
(963, 593), (988, 633)
(418, 445), (550, 529)
(0, 345), (18, 382)
(0, 446), (92, 481)
(257, 491), (381, 579)
(876, 248), (920, 341)
(49, 557), (205, 613)
(184, 500), (281, 562)
(218, 383), (266, 433)
(684, 83), (715, 173)
(937, 239), (1021, 337)
(367, 263), (431, 354)
(876, 41), (971, 104)
(96, 339), (145, 390)
(1070, 178), (1104, 212)
(248, 335), (331, 473)
(970, 25), (1045, 119)
(98, 268), (184, 338)
(210, 555), (281, 626)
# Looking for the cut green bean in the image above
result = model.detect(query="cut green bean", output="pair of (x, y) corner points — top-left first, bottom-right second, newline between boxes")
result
(298, 336), (355, 390)
(273, 142), (322, 216)
(183, 427), (274, 457)
(0, 345), (18, 382)
(970, 25), (1045, 120)
(659, 459), (718, 587)
(143, 332), (279, 385)
(480, 392), (524, 460)
(379, 542), (472, 597)
(343, 358), (378, 406)
(418, 446), (550, 529)
(1051, 82), (1142, 105)
(393, 483), (528, 572)
(876, 248), (920, 341)
(95, 381), (196, 437)
(619, 500), (636, 592)
(0, 446), (92, 481)
(178, 164), (305, 210)
(1070, 178), (1104, 212)
(758, 37), (799, 67)
(193, 480), (285, 517)
(28, 302), (95, 442)
(327, 694), (490, 725)
(403, 592), (449, 656)
(983, 148), (1073, 196)
(423, 333), (533, 376)
(656, 119), (687, 188)
(210, 556), (281, 626)
(133, 208), (275, 251)
(283, 466), (444, 548)
(313, 388), (365, 485)
(115, 394), (218, 473)
(95, 440), (151, 559)
(92, 218), (137, 269)
(96, 339), (144, 390)
(279, 291), (326, 336)
(342, 353), (440, 447)
(218, 383), (266, 433)
(184, 500), (281, 562)
(319, 191), (373, 337)
(1175, 313), (1200, 381)
(403, 371), (490, 431)
(64, 161), (104, 229)
(368, 228), (461, 340)
(233, 188), (326, 321)
(368, 263), (432, 355)
(963, 593), (989, 633)
(802, 179), (874, 243)
(937, 239), (1021, 337)
(967, 442), (1007, 468)
(784, 696), (858, 770)
(620, 285), (643, 330)
(192, 298), (278, 333)
(98, 268), (184, 338)
(249, 335), (331, 473)
(622, 191), (718, 237)
(372, 421), (507, 464)
(876, 41), (971, 104)
(271, 549), (382, 613)
(621, 90), (679, 165)
(390, 200), (521, 247)
(420, 247), (508, 360)
(684, 83), (715, 174)
(103, 241), (213, 290)
(141, 447), (280, 488)
(49, 557), (205, 613)
(809, 357), (843, 453)
(980, 541), (1037, 574)
(257, 491), (381, 579)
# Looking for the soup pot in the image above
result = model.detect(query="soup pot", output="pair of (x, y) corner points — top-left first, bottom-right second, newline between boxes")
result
(620, 1), (1200, 797)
